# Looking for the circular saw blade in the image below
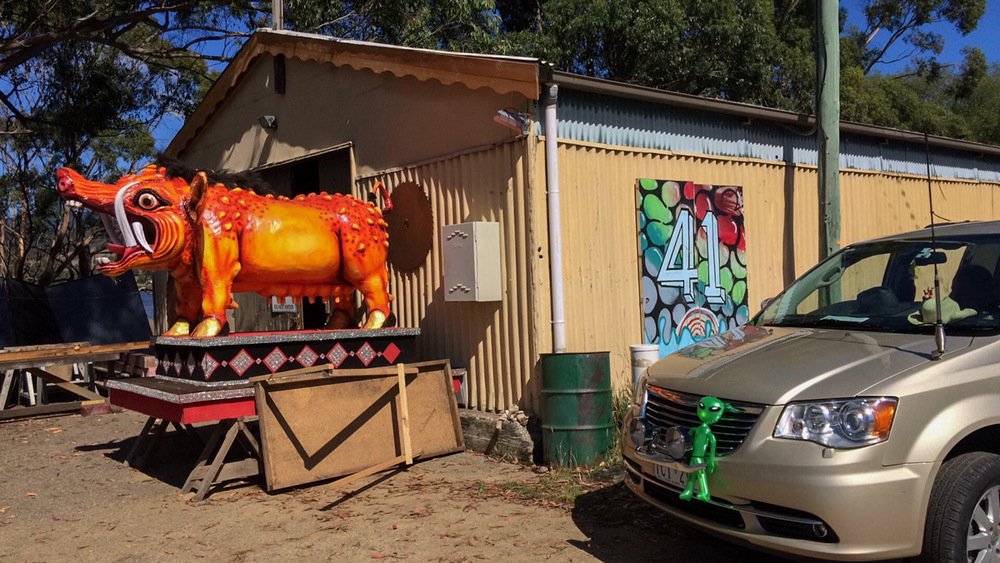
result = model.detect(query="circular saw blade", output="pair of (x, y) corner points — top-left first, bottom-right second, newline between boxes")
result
(385, 181), (433, 272)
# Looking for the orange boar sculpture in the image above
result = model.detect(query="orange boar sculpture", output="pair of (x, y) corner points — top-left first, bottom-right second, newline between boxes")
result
(56, 165), (393, 337)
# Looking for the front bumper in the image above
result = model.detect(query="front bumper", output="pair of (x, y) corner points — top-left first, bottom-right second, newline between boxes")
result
(622, 409), (937, 561)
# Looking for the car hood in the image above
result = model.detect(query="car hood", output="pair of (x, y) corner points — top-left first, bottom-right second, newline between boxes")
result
(644, 325), (973, 405)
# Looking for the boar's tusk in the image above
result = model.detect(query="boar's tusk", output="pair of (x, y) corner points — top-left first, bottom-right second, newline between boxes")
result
(133, 221), (154, 253)
(114, 184), (139, 248)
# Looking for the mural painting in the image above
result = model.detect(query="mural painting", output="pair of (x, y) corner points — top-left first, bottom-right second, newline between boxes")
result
(638, 179), (748, 357)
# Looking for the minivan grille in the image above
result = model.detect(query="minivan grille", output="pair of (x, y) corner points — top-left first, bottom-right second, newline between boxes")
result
(644, 386), (764, 455)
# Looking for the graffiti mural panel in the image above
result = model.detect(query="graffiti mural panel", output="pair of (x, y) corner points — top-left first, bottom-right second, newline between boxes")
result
(638, 179), (748, 357)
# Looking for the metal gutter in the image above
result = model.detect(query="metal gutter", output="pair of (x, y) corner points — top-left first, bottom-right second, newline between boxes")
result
(551, 71), (1000, 158)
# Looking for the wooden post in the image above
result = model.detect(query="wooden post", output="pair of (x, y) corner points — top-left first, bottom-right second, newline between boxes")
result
(0, 370), (13, 410)
(325, 450), (424, 492)
(396, 363), (412, 465)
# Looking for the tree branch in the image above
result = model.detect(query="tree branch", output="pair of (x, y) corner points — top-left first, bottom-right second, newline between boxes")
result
(863, 12), (919, 75)
(0, 1), (216, 74)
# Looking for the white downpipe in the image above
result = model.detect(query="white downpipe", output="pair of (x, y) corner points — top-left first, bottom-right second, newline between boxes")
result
(545, 84), (567, 353)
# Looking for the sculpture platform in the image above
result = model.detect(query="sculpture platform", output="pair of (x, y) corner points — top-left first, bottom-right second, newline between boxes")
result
(153, 328), (420, 384)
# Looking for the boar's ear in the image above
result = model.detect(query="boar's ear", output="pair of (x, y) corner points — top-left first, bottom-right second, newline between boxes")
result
(188, 171), (209, 220)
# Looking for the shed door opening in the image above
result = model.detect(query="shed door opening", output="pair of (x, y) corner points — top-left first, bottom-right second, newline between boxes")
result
(256, 148), (354, 329)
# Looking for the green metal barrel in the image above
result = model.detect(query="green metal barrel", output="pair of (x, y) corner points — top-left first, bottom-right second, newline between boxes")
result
(541, 352), (613, 466)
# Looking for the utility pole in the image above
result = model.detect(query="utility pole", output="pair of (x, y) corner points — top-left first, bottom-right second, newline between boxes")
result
(272, 0), (284, 30)
(817, 0), (840, 259)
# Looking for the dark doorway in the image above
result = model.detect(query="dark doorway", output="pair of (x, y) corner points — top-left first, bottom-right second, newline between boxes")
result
(256, 147), (354, 329)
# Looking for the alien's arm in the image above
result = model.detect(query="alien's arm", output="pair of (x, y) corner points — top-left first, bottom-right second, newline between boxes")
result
(707, 433), (718, 472)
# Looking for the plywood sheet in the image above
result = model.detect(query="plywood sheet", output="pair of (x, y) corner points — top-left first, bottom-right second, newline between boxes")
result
(255, 360), (463, 491)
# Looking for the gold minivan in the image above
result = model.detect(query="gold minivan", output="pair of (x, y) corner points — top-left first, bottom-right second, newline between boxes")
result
(623, 221), (1000, 561)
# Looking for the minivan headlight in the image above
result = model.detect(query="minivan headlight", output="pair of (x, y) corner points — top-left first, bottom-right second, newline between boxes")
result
(774, 398), (897, 448)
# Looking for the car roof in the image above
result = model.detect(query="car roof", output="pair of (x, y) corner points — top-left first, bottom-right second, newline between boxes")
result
(861, 220), (1000, 244)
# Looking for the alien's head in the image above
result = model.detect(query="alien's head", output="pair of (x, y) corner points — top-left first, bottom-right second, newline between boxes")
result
(697, 396), (727, 425)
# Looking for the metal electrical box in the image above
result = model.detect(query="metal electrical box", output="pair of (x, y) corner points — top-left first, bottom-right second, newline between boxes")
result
(442, 222), (502, 302)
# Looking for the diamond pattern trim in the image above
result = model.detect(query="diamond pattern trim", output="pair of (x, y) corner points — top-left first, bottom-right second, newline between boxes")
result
(201, 353), (220, 380)
(297, 346), (318, 368)
(230, 349), (254, 377)
(186, 353), (197, 378)
(357, 342), (376, 366)
(382, 342), (401, 363)
(328, 344), (348, 368)
(264, 348), (288, 373)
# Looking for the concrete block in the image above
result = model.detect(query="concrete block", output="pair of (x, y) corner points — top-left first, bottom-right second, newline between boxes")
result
(459, 409), (535, 462)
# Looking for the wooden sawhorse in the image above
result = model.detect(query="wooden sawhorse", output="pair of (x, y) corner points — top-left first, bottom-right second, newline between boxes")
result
(107, 377), (259, 501)
(181, 416), (262, 502)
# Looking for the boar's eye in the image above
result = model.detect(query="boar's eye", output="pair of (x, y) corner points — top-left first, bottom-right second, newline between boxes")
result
(134, 189), (165, 210)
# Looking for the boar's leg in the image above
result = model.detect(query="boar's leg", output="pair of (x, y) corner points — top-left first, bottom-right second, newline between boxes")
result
(325, 285), (356, 330)
(191, 226), (242, 338)
(163, 278), (203, 336)
(355, 266), (391, 330)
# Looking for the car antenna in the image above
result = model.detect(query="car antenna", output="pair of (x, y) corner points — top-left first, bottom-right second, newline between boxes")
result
(924, 131), (946, 360)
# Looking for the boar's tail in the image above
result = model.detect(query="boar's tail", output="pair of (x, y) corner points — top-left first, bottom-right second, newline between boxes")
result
(374, 181), (393, 215)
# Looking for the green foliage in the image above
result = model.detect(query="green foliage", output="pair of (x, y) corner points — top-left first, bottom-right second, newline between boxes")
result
(283, 0), (500, 49)
(607, 386), (631, 467)
(0, 1), (233, 284)
(947, 62), (1000, 145)
(841, 46), (1000, 144)
(518, 0), (784, 106)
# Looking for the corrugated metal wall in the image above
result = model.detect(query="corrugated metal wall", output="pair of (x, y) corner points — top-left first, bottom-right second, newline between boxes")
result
(548, 138), (1000, 390)
(840, 170), (1000, 242)
(553, 89), (1000, 182)
(358, 141), (538, 412)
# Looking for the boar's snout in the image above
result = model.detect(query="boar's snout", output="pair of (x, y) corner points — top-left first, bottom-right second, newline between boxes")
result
(56, 168), (76, 195)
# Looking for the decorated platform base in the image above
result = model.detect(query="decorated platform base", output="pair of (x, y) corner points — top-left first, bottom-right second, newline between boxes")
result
(153, 328), (420, 384)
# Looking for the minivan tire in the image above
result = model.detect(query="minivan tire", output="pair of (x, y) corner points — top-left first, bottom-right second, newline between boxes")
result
(921, 451), (1000, 562)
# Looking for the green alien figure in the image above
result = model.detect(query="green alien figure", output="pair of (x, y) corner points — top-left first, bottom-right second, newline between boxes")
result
(679, 396), (730, 502)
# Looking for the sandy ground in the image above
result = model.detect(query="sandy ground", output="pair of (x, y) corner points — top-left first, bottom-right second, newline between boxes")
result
(0, 410), (780, 562)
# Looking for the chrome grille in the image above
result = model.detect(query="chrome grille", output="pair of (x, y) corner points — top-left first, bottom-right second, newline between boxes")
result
(644, 386), (764, 455)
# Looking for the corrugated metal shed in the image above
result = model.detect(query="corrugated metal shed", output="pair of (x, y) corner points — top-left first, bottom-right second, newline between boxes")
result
(357, 142), (539, 412)
(544, 88), (1000, 182)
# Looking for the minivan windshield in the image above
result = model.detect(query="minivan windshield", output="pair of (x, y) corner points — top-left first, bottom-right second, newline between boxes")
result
(753, 236), (1000, 334)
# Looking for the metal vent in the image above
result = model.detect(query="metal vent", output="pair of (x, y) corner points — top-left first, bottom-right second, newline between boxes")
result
(645, 386), (764, 455)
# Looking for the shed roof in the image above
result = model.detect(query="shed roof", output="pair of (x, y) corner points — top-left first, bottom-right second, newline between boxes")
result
(166, 30), (542, 156)
(167, 29), (1000, 160)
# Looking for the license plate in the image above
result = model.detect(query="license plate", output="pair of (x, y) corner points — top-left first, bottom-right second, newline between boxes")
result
(653, 464), (688, 488)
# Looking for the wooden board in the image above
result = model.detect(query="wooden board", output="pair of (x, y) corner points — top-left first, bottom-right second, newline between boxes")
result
(255, 360), (463, 491)
(0, 341), (149, 370)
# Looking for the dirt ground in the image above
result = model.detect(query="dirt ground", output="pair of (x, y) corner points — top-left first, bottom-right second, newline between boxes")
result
(0, 409), (781, 562)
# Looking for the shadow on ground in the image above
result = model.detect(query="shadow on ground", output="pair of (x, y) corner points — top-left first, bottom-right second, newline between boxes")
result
(568, 481), (785, 562)
(74, 422), (259, 491)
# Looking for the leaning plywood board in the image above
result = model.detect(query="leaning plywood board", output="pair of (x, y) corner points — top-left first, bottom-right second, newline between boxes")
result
(255, 360), (463, 491)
